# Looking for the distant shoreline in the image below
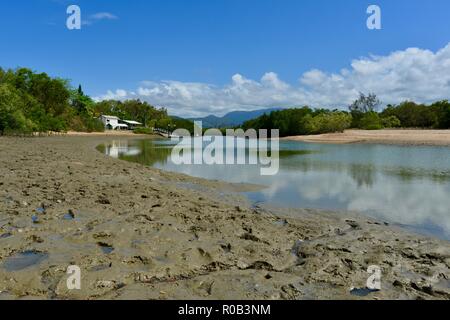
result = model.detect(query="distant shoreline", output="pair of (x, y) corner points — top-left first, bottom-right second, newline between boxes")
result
(282, 129), (450, 146)
(20, 129), (450, 147)
(65, 131), (152, 137)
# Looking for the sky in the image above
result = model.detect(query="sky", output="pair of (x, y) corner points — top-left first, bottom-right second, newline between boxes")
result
(0, 0), (449, 117)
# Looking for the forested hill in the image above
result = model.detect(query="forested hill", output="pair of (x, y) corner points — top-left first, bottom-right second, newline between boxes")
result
(189, 108), (282, 128)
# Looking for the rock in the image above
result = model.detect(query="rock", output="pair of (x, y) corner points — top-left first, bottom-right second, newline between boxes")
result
(393, 280), (405, 288)
(95, 280), (120, 289)
(346, 220), (361, 229)
(240, 233), (260, 242)
(236, 261), (249, 269)
(93, 231), (111, 239)
(281, 284), (302, 300)
(96, 196), (111, 205)
(411, 282), (434, 296)
(220, 243), (232, 253)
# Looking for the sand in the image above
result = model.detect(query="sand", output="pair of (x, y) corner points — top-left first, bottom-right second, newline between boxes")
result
(282, 129), (450, 146)
(65, 131), (148, 137)
(0, 136), (449, 300)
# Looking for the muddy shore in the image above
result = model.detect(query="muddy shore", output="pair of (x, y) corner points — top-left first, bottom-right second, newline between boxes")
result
(0, 136), (449, 300)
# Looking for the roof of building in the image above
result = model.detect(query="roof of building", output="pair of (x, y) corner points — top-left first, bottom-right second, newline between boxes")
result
(122, 120), (143, 125)
(101, 115), (120, 120)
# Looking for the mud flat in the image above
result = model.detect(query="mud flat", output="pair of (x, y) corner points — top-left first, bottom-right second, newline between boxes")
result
(0, 136), (449, 300)
(283, 129), (450, 146)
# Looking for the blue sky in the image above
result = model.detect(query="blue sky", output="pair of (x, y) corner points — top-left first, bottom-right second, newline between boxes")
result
(1, 0), (450, 116)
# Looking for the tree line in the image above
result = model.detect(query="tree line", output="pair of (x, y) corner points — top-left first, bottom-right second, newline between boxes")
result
(0, 67), (194, 135)
(242, 93), (450, 137)
(1, 68), (449, 137)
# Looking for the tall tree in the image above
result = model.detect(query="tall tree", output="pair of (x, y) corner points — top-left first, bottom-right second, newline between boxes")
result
(349, 93), (381, 113)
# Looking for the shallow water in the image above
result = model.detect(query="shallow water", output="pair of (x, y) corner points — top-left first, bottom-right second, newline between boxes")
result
(350, 287), (380, 297)
(2, 251), (49, 272)
(97, 243), (114, 255)
(98, 138), (450, 240)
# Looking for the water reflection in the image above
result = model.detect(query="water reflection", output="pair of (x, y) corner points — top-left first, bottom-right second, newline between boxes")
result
(98, 139), (450, 240)
(97, 139), (172, 167)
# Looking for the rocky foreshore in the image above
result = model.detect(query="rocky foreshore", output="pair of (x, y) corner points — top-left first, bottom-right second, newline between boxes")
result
(0, 136), (448, 300)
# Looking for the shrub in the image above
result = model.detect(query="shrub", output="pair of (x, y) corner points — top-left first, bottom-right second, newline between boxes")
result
(304, 112), (352, 134)
(358, 112), (383, 130)
(133, 127), (154, 135)
(83, 117), (104, 133)
(381, 115), (401, 128)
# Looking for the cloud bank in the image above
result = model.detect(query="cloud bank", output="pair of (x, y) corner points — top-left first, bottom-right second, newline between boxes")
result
(95, 43), (450, 117)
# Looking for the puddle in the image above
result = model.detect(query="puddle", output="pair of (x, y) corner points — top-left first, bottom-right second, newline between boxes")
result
(291, 240), (304, 256)
(89, 263), (112, 272)
(63, 211), (75, 221)
(97, 242), (114, 255)
(274, 219), (289, 227)
(350, 287), (380, 297)
(154, 256), (170, 263)
(175, 182), (207, 193)
(31, 215), (40, 224)
(0, 233), (12, 239)
(2, 251), (49, 272)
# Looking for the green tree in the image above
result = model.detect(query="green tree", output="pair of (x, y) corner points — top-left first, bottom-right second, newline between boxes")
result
(303, 112), (352, 134)
(381, 115), (401, 128)
(349, 92), (381, 113)
(359, 112), (383, 130)
(0, 84), (34, 134)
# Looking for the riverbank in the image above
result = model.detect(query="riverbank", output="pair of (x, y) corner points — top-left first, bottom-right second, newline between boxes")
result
(66, 131), (149, 137)
(282, 129), (450, 146)
(0, 136), (449, 300)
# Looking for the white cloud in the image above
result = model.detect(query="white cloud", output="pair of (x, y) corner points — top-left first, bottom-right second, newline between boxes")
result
(99, 89), (128, 100)
(82, 12), (118, 26)
(90, 12), (118, 20)
(94, 43), (450, 117)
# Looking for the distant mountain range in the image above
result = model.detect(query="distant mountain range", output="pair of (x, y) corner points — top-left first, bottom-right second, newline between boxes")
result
(189, 107), (283, 128)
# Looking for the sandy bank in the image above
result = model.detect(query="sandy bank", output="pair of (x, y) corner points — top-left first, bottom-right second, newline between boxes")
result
(0, 136), (448, 300)
(282, 129), (450, 146)
(66, 131), (152, 137)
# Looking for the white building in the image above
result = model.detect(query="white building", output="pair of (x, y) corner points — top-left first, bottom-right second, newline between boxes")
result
(99, 115), (128, 130)
(104, 140), (141, 158)
(122, 120), (143, 129)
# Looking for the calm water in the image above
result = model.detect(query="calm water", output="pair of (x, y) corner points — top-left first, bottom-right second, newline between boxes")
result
(98, 138), (450, 240)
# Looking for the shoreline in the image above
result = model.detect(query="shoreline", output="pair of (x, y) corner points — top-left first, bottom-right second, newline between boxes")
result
(65, 131), (152, 137)
(282, 129), (450, 146)
(0, 136), (449, 300)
